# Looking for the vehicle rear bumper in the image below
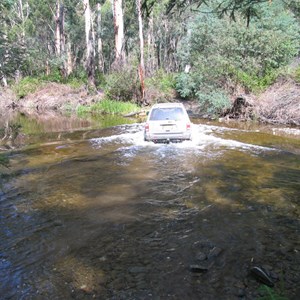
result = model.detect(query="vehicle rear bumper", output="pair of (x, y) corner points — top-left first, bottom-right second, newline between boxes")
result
(144, 132), (192, 143)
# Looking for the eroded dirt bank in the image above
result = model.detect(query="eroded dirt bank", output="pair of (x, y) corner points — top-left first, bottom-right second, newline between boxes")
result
(0, 79), (300, 126)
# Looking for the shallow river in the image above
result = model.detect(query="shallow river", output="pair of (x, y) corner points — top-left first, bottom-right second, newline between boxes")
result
(0, 113), (299, 299)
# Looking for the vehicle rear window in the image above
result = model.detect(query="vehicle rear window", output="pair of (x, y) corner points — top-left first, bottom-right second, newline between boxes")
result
(149, 107), (185, 121)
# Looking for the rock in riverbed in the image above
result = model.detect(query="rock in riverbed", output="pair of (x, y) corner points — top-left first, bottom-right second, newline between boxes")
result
(250, 266), (274, 287)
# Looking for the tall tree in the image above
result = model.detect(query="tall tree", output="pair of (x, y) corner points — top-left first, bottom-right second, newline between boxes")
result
(0, 0), (26, 85)
(113, 0), (125, 66)
(96, 3), (104, 73)
(83, 0), (95, 85)
(55, 0), (62, 56)
(137, 0), (145, 101)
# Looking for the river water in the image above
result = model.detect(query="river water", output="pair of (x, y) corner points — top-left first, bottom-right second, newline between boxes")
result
(0, 113), (299, 299)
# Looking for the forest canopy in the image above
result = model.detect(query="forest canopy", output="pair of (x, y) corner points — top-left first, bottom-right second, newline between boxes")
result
(0, 0), (299, 113)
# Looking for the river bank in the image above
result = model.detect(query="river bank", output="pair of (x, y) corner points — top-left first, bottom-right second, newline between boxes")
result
(0, 78), (300, 126)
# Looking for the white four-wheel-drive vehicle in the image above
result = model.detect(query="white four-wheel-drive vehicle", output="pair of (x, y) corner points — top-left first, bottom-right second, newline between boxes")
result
(144, 103), (192, 143)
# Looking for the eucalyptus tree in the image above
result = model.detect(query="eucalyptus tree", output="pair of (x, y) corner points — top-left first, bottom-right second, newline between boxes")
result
(138, 0), (186, 73)
(0, 0), (27, 85)
(144, 0), (299, 26)
(113, 0), (125, 66)
(55, 0), (63, 57)
(83, 0), (95, 85)
(24, 0), (63, 74)
(97, 0), (114, 72)
(96, 2), (104, 73)
(136, 0), (145, 99)
(0, 1), (9, 86)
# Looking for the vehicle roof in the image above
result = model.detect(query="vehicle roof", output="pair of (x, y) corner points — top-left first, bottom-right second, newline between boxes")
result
(151, 103), (185, 109)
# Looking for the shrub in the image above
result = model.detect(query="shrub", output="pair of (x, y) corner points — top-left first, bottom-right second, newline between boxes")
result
(176, 1), (300, 98)
(233, 69), (278, 93)
(95, 72), (106, 89)
(146, 69), (176, 94)
(71, 67), (88, 84)
(196, 89), (231, 116)
(77, 99), (140, 116)
(0, 153), (9, 168)
(175, 73), (197, 98)
(41, 69), (64, 83)
(104, 67), (139, 102)
(76, 105), (91, 115)
(13, 77), (43, 98)
(66, 77), (86, 89)
(145, 69), (176, 102)
(295, 66), (300, 83)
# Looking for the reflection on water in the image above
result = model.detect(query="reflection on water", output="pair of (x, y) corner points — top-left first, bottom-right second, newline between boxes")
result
(0, 113), (299, 299)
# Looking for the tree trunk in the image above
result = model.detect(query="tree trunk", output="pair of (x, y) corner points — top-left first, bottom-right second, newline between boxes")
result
(55, 0), (61, 56)
(55, 1), (68, 77)
(0, 63), (8, 87)
(18, 0), (26, 39)
(83, 0), (95, 85)
(66, 41), (73, 76)
(136, 0), (145, 102)
(113, 0), (125, 66)
(147, 16), (155, 75)
(16, 0), (26, 80)
(46, 59), (50, 76)
(96, 3), (104, 73)
(60, 4), (65, 54)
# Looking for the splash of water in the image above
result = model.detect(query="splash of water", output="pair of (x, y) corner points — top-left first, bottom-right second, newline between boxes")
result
(90, 123), (276, 154)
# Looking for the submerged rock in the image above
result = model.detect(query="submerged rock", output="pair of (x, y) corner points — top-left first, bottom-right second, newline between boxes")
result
(208, 247), (223, 259)
(250, 266), (274, 287)
(195, 252), (207, 261)
(189, 264), (209, 273)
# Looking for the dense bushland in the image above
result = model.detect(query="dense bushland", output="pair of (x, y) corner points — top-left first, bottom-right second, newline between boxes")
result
(1, 0), (300, 119)
(175, 1), (300, 115)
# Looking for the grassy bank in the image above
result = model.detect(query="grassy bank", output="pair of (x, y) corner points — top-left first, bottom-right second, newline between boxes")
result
(3, 62), (300, 126)
(76, 99), (140, 116)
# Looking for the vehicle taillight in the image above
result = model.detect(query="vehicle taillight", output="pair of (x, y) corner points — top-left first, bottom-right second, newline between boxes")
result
(145, 123), (149, 131)
(186, 123), (191, 130)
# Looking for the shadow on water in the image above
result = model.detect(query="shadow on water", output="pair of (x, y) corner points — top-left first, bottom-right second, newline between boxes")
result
(0, 114), (300, 299)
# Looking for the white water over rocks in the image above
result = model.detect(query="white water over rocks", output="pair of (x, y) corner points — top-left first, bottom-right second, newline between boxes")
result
(90, 123), (277, 154)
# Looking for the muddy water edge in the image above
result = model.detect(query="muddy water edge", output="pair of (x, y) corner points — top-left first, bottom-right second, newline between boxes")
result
(0, 112), (299, 299)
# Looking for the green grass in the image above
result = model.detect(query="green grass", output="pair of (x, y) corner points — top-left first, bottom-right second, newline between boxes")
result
(234, 69), (278, 93)
(12, 72), (87, 99)
(13, 77), (44, 99)
(294, 66), (300, 83)
(77, 99), (140, 116)
(145, 69), (176, 93)
(257, 285), (288, 300)
(0, 153), (9, 168)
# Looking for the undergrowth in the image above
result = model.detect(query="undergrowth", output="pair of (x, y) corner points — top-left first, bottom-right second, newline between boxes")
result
(257, 285), (288, 300)
(233, 69), (279, 93)
(13, 71), (87, 99)
(294, 66), (300, 83)
(13, 77), (44, 98)
(77, 99), (140, 116)
(0, 153), (9, 168)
